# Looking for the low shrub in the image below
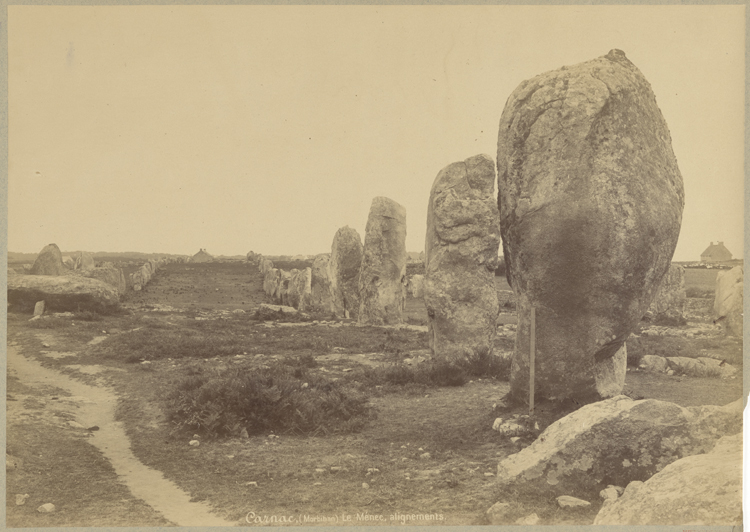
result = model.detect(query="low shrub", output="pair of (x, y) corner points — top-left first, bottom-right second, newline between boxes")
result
(164, 365), (373, 439)
(348, 350), (510, 388)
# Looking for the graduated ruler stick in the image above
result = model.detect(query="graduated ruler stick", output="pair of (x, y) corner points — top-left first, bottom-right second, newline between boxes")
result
(529, 306), (536, 417)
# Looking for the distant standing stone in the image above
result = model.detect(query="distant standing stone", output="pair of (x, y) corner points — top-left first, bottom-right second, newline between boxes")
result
(329, 226), (364, 319)
(33, 300), (45, 317)
(74, 251), (95, 271)
(496, 50), (684, 403)
(310, 254), (336, 315)
(714, 266), (743, 337)
(424, 154), (501, 363)
(30, 243), (67, 276)
(358, 197), (407, 326)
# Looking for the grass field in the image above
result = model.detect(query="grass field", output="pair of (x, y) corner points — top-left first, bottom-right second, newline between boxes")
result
(5, 260), (742, 526)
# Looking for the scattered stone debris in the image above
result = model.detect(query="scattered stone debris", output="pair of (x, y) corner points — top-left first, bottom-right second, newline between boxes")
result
(515, 513), (540, 525)
(189, 440), (200, 447)
(15, 494), (29, 506)
(37, 503), (56, 513)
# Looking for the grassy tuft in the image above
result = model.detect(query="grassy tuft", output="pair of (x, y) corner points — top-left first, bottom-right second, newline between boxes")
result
(164, 364), (373, 439)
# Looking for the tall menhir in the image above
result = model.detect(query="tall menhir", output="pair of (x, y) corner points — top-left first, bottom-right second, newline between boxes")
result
(496, 50), (684, 404)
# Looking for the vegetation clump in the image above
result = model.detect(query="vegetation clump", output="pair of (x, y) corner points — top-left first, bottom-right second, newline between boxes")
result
(164, 364), (372, 439)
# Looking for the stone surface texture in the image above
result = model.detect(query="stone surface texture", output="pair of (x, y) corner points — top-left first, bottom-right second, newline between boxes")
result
(78, 266), (128, 298)
(358, 198), (407, 325)
(329, 226), (364, 319)
(310, 254), (336, 315)
(496, 49), (684, 402)
(713, 266), (743, 337)
(423, 155), (501, 362)
(8, 274), (121, 313)
(30, 244), (67, 276)
(648, 264), (686, 320)
(594, 433), (742, 525)
(496, 396), (741, 495)
(74, 251), (95, 271)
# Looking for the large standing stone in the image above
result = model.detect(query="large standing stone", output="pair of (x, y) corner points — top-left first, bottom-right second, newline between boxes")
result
(714, 266), (743, 337)
(30, 244), (66, 276)
(594, 433), (742, 525)
(310, 254), (336, 315)
(358, 198), (407, 325)
(285, 268), (312, 311)
(496, 50), (684, 403)
(329, 226), (364, 319)
(263, 268), (281, 297)
(423, 155), (501, 362)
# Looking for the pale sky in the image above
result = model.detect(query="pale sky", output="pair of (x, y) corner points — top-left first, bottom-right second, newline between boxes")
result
(7, 5), (745, 261)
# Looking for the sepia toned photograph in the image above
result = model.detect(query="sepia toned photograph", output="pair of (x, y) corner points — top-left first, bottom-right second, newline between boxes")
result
(5, 3), (745, 529)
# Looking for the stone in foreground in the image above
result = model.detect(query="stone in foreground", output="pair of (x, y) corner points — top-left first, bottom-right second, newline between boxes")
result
(594, 433), (741, 525)
(423, 154), (501, 362)
(358, 198), (407, 325)
(496, 396), (741, 494)
(8, 274), (120, 313)
(496, 49), (684, 402)
(30, 243), (67, 276)
(329, 226), (364, 319)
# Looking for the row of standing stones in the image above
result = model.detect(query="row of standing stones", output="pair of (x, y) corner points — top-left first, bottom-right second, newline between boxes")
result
(253, 49), (741, 524)
(7, 242), (186, 313)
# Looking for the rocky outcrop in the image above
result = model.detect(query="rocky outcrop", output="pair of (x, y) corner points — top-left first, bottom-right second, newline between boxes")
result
(8, 274), (121, 313)
(648, 264), (686, 322)
(358, 197), (407, 326)
(496, 49), (684, 402)
(130, 259), (166, 291)
(329, 226), (364, 319)
(496, 396), (741, 495)
(30, 244), (66, 276)
(594, 433), (742, 525)
(714, 266), (743, 336)
(424, 155), (501, 362)
(310, 254), (336, 315)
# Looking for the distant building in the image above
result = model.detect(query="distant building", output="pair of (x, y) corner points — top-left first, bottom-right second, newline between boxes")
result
(191, 248), (214, 263)
(700, 242), (733, 263)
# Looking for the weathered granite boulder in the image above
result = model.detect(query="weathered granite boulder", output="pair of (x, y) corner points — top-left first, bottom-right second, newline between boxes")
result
(358, 197), (407, 326)
(275, 270), (293, 305)
(310, 254), (336, 315)
(30, 244), (66, 276)
(496, 50), (684, 402)
(594, 433), (742, 525)
(286, 268), (312, 311)
(637, 354), (668, 373)
(263, 268), (281, 297)
(78, 266), (127, 298)
(62, 256), (75, 269)
(407, 274), (425, 298)
(260, 259), (274, 275)
(714, 266), (743, 337)
(74, 251), (95, 271)
(665, 356), (736, 379)
(8, 274), (121, 313)
(329, 226), (363, 319)
(496, 396), (741, 495)
(424, 155), (501, 362)
(648, 264), (686, 322)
